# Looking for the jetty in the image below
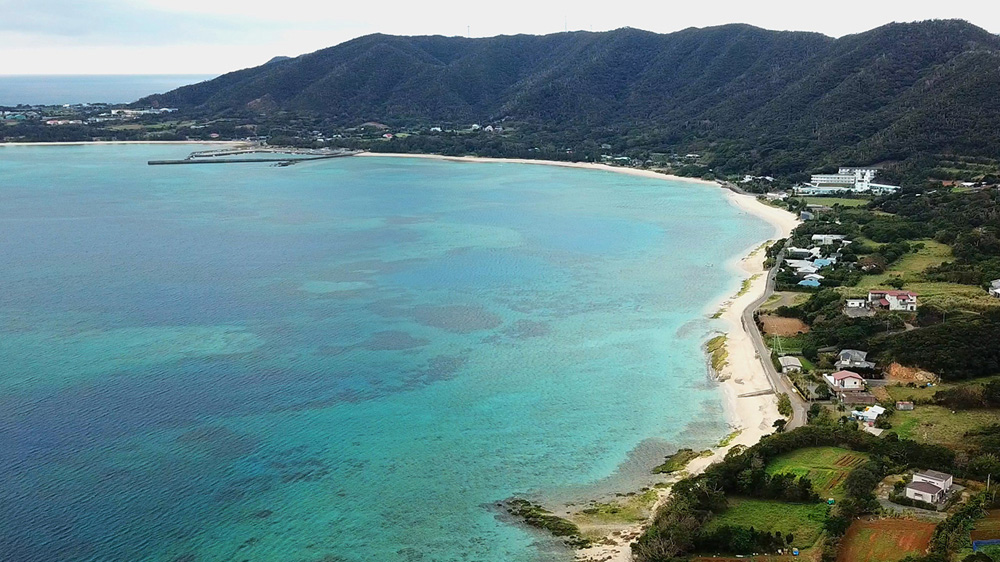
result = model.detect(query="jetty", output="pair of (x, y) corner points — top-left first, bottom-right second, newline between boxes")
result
(148, 145), (361, 166)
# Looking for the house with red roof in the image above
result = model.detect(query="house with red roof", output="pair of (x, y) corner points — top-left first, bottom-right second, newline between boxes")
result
(868, 289), (918, 312)
(823, 370), (866, 392)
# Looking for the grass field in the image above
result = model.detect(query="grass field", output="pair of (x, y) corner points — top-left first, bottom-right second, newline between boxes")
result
(836, 519), (936, 562)
(853, 240), (953, 290)
(704, 498), (829, 548)
(766, 447), (869, 500)
(802, 197), (871, 207)
(886, 375), (1000, 403)
(891, 406), (1000, 447)
(760, 291), (811, 312)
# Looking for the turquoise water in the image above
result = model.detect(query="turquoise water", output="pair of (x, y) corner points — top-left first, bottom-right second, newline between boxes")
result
(0, 146), (773, 562)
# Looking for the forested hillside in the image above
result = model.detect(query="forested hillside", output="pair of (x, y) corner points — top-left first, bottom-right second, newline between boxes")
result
(141, 20), (1000, 175)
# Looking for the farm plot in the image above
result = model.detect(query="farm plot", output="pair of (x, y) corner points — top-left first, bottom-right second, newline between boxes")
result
(971, 509), (1000, 542)
(766, 447), (868, 500)
(760, 314), (810, 337)
(837, 519), (935, 562)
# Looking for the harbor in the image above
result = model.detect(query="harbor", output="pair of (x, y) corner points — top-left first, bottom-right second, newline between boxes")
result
(148, 145), (361, 165)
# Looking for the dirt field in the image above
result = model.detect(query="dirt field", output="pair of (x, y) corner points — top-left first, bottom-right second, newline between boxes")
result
(760, 314), (810, 336)
(837, 519), (935, 562)
(885, 363), (937, 384)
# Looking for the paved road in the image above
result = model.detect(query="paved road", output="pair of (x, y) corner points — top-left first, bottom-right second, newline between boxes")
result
(741, 247), (810, 429)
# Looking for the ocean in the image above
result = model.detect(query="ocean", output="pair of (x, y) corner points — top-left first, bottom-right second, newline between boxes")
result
(0, 75), (215, 106)
(0, 145), (774, 562)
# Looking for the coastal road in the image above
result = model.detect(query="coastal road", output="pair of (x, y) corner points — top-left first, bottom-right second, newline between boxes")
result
(741, 247), (810, 429)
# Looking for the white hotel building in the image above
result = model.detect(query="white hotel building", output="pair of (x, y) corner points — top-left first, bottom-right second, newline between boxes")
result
(796, 168), (901, 196)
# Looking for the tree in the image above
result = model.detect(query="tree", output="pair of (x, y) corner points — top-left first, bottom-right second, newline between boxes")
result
(773, 419), (787, 433)
(777, 393), (793, 417)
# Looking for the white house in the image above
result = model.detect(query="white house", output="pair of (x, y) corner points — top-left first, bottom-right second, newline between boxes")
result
(905, 481), (945, 504)
(990, 279), (1000, 298)
(851, 405), (886, 424)
(779, 356), (803, 374)
(869, 290), (918, 312)
(836, 349), (876, 371)
(913, 470), (953, 491)
(824, 370), (866, 391)
(845, 298), (868, 309)
(905, 470), (953, 504)
(811, 234), (848, 246)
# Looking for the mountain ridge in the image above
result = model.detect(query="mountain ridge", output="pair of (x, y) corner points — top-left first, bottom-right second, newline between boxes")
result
(141, 20), (1000, 173)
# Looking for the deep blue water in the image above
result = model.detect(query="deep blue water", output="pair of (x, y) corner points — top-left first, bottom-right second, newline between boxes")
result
(0, 146), (774, 562)
(0, 75), (215, 106)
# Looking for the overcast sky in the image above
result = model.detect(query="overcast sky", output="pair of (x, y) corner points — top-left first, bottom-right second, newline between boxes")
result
(3, 0), (998, 75)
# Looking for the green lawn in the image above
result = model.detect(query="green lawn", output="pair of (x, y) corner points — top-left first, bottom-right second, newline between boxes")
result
(766, 447), (869, 500)
(802, 197), (871, 207)
(854, 240), (953, 289)
(890, 405), (1000, 448)
(765, 333), (810, 354)
(703, 498), (829, 548)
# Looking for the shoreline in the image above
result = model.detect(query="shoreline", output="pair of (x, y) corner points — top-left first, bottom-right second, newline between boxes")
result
(357, 151), (800, 561)
(354, 151), (721, 186)
(572, 192), (797, 562)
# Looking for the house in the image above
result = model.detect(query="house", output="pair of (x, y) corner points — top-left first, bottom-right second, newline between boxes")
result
(798, 279), (821, 288)
(868, 290), (918, 312)
(764, 192), (789, 201)
(825, 370), (865, 391)
(835, 349), (876, 371)
(813, 258), (835, 267)
(785, 248), (816, 260)
(851, 405), (886, 424)
(803, 273), (825, 281)
(812, 234), (848, 246)
(990, 279), (1000, 298)
(779, 356), (803, 374)
(795, 265), (820, 276)
(914, 470), (954, 491)
(905, 470), (953, 504)
(800, 210), (815, 221)
(845, 298), (867, 309)
(905, 481), (945, 504)
(896, 401), (914, 410)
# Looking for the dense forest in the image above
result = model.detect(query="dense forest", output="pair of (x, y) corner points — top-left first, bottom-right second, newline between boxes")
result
(139, 20), (1000, 177)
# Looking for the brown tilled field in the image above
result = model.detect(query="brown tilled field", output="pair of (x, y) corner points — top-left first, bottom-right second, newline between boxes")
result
(837, 519), (935, 562)
(760, 315), (810, 336)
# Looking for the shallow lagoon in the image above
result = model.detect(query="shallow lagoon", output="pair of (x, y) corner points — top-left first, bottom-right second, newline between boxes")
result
(0, 146), (773, 561)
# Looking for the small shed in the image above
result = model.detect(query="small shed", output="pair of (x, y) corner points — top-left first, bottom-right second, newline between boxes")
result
(896, 401), (914, 410)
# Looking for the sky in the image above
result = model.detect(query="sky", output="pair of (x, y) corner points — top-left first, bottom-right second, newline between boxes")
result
(2, 0), (998, 75)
